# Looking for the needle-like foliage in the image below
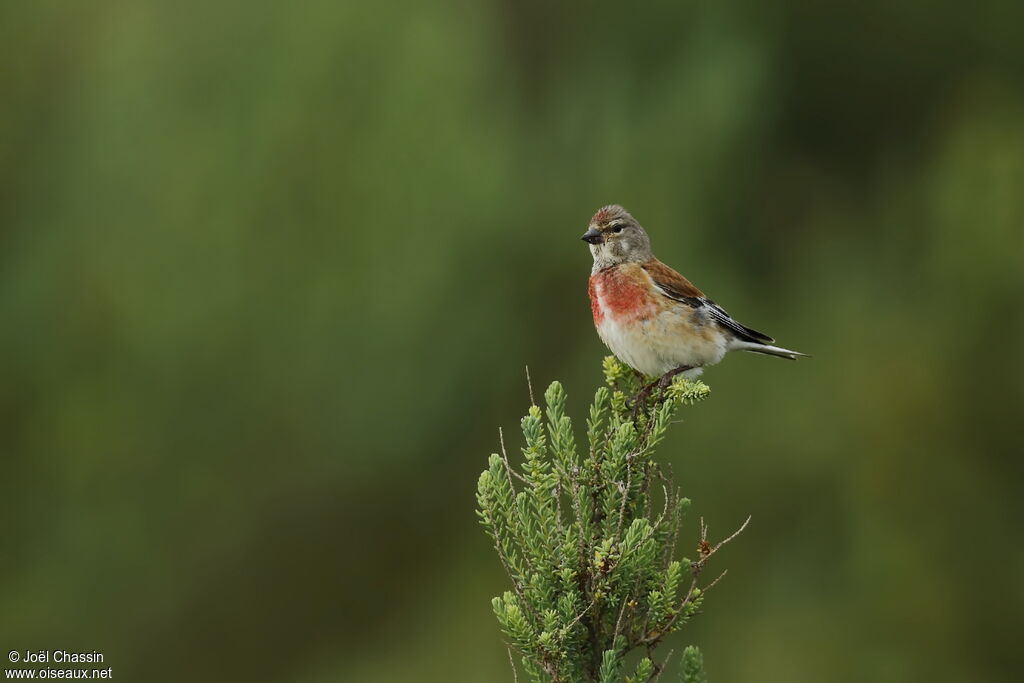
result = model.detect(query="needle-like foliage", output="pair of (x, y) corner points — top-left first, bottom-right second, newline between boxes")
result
(477, 357), (747, 682)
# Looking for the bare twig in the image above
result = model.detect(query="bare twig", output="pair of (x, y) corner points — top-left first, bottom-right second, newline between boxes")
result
(648, 487), (670, 537)
(615, 470), (631, 539)
(651, 648), (675, 683)
(488, 535), (543, 629)
(717, 515), (751, 548)
(507, 647), (520, 683)
(690, 515), (750, 574)
(567, 468), (588, 569)
(701, 568), (729, 594)
(566, 597), (598, 631)
(613, 593), (630, 644)
(525, 365), (536, 406)
(663, 483), (680, 567)
(639, 515), (751, 646)
(642, 462), (654, 520)
(499, 427), (528, 485)
(488, 430), (543, 623)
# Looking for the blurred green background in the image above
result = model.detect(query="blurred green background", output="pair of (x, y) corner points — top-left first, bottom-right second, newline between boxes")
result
(2, 1), (1022, 681)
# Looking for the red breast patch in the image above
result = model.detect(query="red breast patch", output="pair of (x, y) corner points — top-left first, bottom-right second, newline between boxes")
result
(588, 267), (654, 325)
(588, 277), (603, 324)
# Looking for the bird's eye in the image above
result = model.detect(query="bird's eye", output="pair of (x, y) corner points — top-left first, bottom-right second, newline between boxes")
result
(612, 225), (624, 233)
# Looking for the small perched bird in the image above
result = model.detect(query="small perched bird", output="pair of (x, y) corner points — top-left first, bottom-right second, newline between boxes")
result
(583, 205), (806, 385)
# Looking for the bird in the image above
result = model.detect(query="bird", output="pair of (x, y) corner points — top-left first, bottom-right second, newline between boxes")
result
(583, 204), (806, 388)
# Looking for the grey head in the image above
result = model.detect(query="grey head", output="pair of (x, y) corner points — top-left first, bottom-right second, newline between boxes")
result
(581, 205), (653, 272)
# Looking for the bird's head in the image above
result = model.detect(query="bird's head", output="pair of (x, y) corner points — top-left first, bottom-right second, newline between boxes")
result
(582, 205), (653, 270)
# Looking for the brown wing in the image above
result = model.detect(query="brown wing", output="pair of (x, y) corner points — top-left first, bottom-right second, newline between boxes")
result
(641, 259), (705, 299)
(641, 259), (775, 344)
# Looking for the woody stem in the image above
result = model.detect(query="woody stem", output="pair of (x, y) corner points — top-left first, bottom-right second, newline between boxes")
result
(630, 366), (692, 421)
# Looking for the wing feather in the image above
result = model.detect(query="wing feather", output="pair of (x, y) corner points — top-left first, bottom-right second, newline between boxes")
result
(641, 259), (775, 344)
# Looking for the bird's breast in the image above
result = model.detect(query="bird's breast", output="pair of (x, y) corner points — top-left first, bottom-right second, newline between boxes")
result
(588, 266), (658, 326)
(587, 264), (729, 376)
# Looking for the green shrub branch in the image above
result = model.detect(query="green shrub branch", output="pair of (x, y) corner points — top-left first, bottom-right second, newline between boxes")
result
(477, 357), (746, 682)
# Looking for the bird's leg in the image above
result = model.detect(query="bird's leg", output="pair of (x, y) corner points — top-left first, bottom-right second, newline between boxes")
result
(629, 392), (649, 423)
(629, 366), (694, 422)
(631, 369), (681, 421)
(630, 378), (658, 423)
(656, 365), (694, 393)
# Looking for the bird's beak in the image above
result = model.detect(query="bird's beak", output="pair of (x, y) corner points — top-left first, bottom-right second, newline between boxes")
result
(581, 228), (603, 245)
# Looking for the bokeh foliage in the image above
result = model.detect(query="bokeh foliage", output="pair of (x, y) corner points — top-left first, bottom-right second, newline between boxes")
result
(1, 1), (1022, 681)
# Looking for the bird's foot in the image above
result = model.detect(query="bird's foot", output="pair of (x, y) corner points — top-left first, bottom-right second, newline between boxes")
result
(629, 366), (693, 422)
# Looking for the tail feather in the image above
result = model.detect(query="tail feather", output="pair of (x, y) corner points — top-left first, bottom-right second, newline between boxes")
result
(733, 341), (809, 360)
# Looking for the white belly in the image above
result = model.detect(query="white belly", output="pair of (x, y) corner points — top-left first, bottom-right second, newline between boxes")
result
(596, 309), (727, 377)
